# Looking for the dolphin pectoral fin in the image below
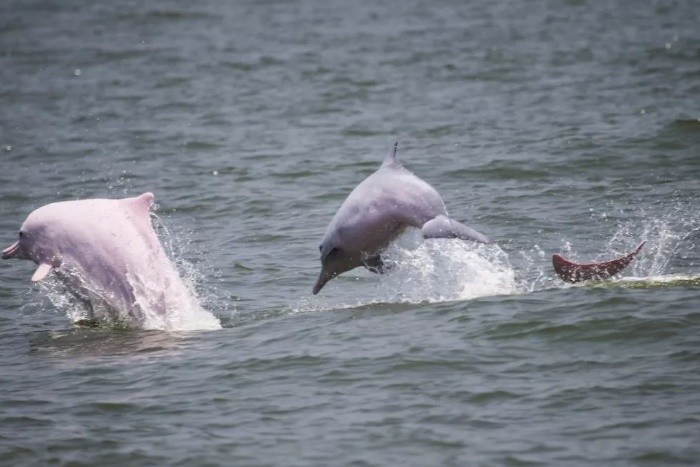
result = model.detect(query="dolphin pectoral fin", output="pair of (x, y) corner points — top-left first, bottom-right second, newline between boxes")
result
(552, 242), (645, 283)
(364, 255), (390, 274)
(31, 263), (53, 282)
(421, 215), (492, 244)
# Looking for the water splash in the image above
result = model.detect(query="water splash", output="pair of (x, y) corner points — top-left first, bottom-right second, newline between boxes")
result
(604, 201), (698, 280)
(150, 212), (231, 328)
(126, 213), (222, 331)
(38, 269), (134, 328)
(126, 267), (221, 331)
(375, 230), (520, 302)
(511, 243), (557, 293)
(550, 200), (700, 288)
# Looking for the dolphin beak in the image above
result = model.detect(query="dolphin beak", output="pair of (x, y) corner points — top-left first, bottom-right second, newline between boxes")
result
(2, 241), (21, 260)
(312, 269), (332, 295)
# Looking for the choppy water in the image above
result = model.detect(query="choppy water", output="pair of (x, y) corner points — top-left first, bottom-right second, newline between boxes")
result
(1, 0), (699, 465)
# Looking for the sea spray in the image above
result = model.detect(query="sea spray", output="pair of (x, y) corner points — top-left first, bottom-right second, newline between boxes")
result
(376, 230), (520, 303)
(149, 212), (226, 330)
(550, 200), (699, 286)
(511, 243), (555, 293)
(605, 201), (699, 279)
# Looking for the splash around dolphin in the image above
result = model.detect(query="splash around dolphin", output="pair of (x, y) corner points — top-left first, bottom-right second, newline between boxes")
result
(2, 193), (220, 330)
(314, 143), (492, 294)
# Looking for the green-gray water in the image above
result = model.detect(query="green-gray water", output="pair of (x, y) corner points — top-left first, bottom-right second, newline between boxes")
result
(1, 0), (699, 465)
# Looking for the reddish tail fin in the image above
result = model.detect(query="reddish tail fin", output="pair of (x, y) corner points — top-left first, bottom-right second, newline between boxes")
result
(553, 242), (645, 283)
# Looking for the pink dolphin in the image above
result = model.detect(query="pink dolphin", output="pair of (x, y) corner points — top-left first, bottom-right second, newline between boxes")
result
(314, 143), (491, 294)
(2, 193), (220, 329)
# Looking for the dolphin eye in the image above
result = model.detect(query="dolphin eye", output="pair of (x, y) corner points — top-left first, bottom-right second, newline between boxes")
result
(319, 245), (322, 251)
(18, 230), (26, 238)
(321, 246), (340, 262)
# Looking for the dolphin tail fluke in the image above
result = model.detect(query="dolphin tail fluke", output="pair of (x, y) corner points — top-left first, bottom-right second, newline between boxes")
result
(552, 242), (645, 283)
(421, 215), (492, 244)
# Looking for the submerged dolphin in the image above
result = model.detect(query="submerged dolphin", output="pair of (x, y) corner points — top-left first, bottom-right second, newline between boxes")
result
(314, 143), (491, 294)
(2, 193), (219, 329)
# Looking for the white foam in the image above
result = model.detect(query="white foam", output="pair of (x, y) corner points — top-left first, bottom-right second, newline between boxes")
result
(127, 268), (221, 332)
(375, 230), (520, 303)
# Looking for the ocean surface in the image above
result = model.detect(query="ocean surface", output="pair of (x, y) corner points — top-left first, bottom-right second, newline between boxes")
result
(1, 0), (699, 465)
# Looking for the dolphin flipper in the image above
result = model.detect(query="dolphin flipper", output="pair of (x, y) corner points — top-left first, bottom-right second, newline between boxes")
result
(31, 263), (54, 282)
(363, 255), (392, 274)
(421, 215), (491, 244)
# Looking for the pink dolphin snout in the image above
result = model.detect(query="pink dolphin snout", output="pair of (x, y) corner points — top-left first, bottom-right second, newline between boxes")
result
(2, 241), (23, 260)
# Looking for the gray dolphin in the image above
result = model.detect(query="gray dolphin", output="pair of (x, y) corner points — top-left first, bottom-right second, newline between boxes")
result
(313, 143), (492, 294)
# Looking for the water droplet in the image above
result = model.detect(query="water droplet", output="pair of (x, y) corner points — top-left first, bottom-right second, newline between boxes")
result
(73, 68), (82, 76)
(665, 42), (671, 49)
(4, 145), (10, 151)
(212, 170), (219, 176)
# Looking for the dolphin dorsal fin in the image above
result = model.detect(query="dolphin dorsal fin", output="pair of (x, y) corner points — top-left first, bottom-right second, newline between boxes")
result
(381, 141), (400, 168)
(127, 192), (155, 214)
(123, 192), (155, 231)
(123, 192), (160, 251)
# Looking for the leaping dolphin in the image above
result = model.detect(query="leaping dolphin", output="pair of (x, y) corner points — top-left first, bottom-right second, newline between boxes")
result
(2, 193), (220, 329)
(313, 143), (491, 294)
